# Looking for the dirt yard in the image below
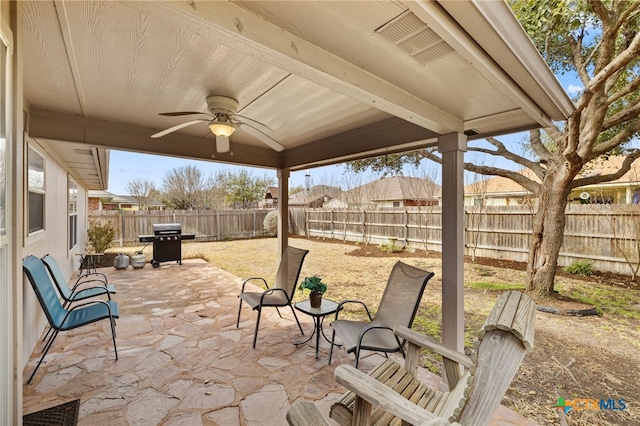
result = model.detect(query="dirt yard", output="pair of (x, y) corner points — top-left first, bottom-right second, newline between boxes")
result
(105, 236), (640, 425)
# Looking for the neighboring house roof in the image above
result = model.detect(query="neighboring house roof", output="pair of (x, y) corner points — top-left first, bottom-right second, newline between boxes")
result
(465, 155), (640, 197)
(338, 176), (441, 204)
(88, 190), (132, 204)
(464, 169), (538, 197)
(265, 187), (279, 199)
(577, 155), (640, 187)
(88, 190), (164, 207)
(289, 185), (342, 207)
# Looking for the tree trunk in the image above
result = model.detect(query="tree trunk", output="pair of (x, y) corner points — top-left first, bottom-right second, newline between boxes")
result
(525, 169), (573, 300)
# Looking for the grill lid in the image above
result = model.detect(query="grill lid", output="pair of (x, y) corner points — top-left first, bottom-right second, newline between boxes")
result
(153, 223), (182, 235)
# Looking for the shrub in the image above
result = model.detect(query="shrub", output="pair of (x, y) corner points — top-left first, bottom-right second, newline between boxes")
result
(564, 260), (595, 276)
(379, 241), (404, 253)
(263, 210), (278, 235)
(87, 220), (115, 254)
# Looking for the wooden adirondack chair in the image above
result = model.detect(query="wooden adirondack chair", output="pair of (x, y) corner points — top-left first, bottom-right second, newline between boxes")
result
(286, 290), (536, 426)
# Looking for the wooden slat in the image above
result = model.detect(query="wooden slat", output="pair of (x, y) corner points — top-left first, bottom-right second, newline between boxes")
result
(479, 291), (510, 337)
(442, 358), (464, 391)
(510, 294), (536, 351)
(334, 365), (437, 426)
(457, 332), (528, 425)
(435, 371), (470, 419)
(395, 326), (473, 368)
(404, 339), (421, 376)
(286, 400), (329, 426)
(495, 291), (522, 331)
(353, 396), (372, 426)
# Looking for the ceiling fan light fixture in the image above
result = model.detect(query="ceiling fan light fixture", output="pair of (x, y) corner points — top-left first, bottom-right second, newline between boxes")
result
(209, 121), (236, 137)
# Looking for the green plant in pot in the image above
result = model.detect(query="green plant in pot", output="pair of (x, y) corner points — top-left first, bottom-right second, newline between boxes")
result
(298, 276), (327, 308)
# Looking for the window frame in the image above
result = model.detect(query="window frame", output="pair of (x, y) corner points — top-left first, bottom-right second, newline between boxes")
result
(68, 177), (78, 251)
(26, 143), (46, 238)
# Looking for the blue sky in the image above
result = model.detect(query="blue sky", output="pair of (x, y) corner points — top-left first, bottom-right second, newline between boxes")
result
(107, 76), (583, 196)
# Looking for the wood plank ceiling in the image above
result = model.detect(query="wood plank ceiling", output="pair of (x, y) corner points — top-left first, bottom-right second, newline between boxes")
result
(21, 1), (572, 190)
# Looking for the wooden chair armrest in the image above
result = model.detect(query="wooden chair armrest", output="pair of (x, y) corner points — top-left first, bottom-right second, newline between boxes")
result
(286, 400), (329, 426)
(394, 326), (472, 369)
(334, 364), (437, 426)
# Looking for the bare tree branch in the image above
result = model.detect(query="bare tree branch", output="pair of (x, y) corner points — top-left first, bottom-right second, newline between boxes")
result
(571, 152), (640, 188)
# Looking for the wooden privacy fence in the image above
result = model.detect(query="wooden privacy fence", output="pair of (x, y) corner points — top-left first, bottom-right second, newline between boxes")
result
(91, 205), (640, 276)
(298, 205), (640, 277)
(89, 209), (274, 245)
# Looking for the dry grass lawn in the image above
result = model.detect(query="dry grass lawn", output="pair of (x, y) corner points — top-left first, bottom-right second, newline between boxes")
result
(112, 236), (640, 426)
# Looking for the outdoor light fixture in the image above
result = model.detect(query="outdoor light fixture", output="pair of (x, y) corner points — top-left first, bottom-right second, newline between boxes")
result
(208, 120), (236, 138)
(209, 119), (235, 153)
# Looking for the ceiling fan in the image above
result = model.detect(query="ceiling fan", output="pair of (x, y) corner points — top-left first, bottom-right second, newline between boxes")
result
(151, 95), (284, 153)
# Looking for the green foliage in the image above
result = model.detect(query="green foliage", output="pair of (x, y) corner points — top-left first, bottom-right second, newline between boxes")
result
(263, 210), (278, 235)
(379, 241), (404, 253)
(562, 286), (640, 320)
(563, 261), (595, 276)
(218, 169), (274, 209)
(298, 275), (327, 294)
(468, 281), (525, 291)
(86, 220), (115, 254)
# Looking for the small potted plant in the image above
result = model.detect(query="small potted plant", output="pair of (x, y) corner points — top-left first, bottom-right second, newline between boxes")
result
(298, 275), (327, 308)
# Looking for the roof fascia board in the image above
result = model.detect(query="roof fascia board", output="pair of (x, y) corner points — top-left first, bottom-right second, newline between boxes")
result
(406, 0), (569, 127)
(451, 0), (574, 119)
(132, 1), (462, 134)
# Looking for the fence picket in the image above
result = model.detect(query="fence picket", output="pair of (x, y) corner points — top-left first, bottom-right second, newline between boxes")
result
(90, 204), (640, 276)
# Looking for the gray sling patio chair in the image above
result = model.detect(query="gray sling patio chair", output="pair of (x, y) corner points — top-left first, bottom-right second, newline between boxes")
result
(237, 246), (309, 348)
(41, 254), (116, 308)
(23, 255), (119, 384)
(329, 261), (434, 367)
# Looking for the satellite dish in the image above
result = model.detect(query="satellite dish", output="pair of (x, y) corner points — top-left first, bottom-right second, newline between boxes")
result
(580, 192), (590, 200)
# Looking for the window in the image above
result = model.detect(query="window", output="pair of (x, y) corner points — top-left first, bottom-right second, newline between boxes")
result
(393, 201), (400, 207)
(27, 145), (45, 234)
(68, 178), (78, 250)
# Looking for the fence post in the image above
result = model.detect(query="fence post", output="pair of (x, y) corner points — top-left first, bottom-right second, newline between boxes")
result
(119, 212), (124, 247)
(403, 209), (408, 247)
(361, 210), (366, 243)
(305, 209), (309, 238)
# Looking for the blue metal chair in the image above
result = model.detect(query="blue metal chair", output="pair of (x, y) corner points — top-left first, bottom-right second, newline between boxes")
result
(23, 255), (119, 384)
(41, 254), (116, 307)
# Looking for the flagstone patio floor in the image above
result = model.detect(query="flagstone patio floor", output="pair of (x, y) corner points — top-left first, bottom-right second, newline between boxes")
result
(23, 259), (536, 425)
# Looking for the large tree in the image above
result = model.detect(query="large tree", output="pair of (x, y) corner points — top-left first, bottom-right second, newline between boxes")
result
(125, 178), (156, 210)
(161, 165), (207, 209)
(347, 1), (640, 300)
(216, 169), (274, 209)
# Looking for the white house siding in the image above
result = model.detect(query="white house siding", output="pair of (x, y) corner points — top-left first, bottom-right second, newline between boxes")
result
(21, 138), (89, 365)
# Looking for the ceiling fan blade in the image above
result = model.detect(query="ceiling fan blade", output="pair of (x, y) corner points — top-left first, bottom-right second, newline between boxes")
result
(216, 135), (230, 153)
(237, 123), (284, 152)
(159, 111), (212, 117)
(231, 114), (272, 132)
(151, 119), (208, 138)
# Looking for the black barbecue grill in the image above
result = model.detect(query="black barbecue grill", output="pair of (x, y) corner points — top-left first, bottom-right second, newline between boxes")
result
(138, 223), (195, 268)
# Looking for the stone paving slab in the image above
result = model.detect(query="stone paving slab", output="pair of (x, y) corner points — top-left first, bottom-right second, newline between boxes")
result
(23, 259), (535, 425)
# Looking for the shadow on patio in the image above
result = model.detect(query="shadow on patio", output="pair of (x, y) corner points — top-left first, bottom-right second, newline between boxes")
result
(23, 259), (535, 425)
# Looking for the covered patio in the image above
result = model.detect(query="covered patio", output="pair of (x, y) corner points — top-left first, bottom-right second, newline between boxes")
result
(2, 2), (575, 423)
(23, 260), (535, 425)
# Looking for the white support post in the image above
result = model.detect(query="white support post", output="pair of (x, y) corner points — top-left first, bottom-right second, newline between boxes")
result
(277, 169), (290, 284)
(438, 133), (467, 354)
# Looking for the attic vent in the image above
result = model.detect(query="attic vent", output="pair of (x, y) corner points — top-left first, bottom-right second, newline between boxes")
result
(73, 148), (93, 155)
(375, 10), (453, 65)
